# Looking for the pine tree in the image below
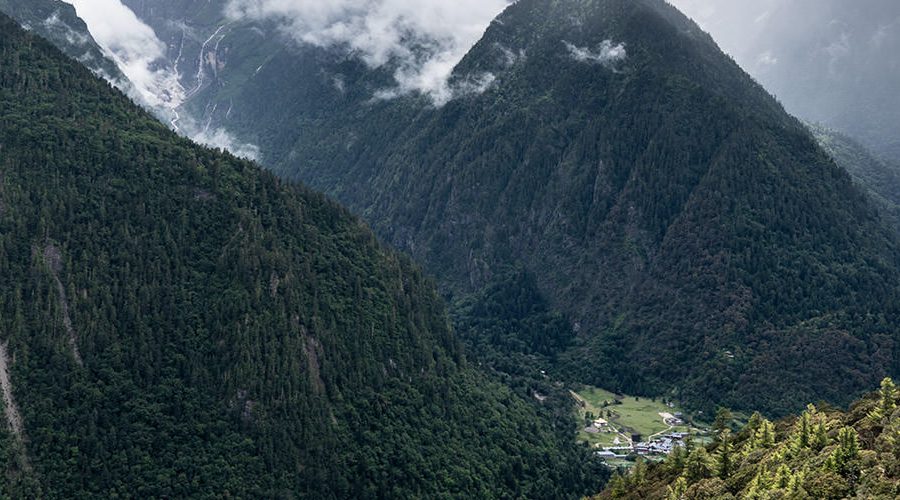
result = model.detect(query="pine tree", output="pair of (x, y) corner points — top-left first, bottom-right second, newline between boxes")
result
(716, 430), (734, 479)
(774, 464), (792, 489)
(812, 421), (829, 451)
(793, 411), (811, 451)
(869, 377), (898, 421)
(825, 427), (860, 476)
(666, 477), (687, 500)
(683, 447), (714, 483)
(714, 407), (733, 439)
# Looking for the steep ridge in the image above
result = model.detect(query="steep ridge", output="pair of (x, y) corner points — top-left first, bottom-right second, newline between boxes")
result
(0, 14), (603, 498)
(175, 0), (900, 416)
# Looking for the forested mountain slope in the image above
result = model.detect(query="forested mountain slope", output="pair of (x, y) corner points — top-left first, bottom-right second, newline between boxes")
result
(215, 0), (900, 416)
(594, 378), (900, 499)
(0, 15), (605, 498)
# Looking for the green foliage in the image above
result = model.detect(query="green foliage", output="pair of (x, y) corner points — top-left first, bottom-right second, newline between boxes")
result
(715, 431), (734, 479)
(665, 476), (687, 500)
(683, 447), (714, 483)
(869, 377), (899, 422)
(593, 378), (900, 499)
(824, 427), (860, 477)
(0, 16), (605, 498)
(714, 407), (733, 439)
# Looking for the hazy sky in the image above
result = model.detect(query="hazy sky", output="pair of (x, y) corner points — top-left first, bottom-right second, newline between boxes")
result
(669, 0), (900, 158)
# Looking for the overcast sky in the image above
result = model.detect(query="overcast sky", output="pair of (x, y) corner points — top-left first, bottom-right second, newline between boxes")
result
(668, 0), (900, 157)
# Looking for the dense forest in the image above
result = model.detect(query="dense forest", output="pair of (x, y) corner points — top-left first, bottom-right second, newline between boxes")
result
(158, 0), (900, 416)
(0, 15), (607, 498)
(594, 378), (900, 499)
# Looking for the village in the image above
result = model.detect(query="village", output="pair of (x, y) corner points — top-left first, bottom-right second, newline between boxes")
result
(572, 386), (710, 465)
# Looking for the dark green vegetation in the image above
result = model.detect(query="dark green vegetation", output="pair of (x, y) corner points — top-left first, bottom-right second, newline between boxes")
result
(810, 124), (900, 232)
(164, 0), (900, 416)
(594, 378), (900, 499)
(0, 16), (607, 498)
(0, 0), (122, 82)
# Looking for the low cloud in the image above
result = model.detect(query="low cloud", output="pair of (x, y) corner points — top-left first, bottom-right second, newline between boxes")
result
(225, 0), (511, 104)
(564, 40), (627, 66)
(62, 0), (184, 111)
(189, 126), (262, 161)
(62, 0), (259, 159)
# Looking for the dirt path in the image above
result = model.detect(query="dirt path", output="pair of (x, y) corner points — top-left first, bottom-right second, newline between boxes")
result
(0, 341), (25, 440)
(44, 244), (83, 367)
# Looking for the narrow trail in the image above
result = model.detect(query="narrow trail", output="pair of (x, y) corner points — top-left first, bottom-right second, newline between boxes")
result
(0, 341), (25, 442)
(44, 245), (83, 367)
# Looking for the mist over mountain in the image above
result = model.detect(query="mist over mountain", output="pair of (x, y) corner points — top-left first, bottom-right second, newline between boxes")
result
(670, 0), (900, 163)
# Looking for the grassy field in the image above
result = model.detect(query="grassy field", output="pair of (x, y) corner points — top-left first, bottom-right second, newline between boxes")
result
(573, 386), (700, 449)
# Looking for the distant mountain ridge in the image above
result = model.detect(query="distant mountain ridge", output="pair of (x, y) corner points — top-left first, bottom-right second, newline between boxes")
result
(672, 0), (900, 164)
(810, 123), (900, 232)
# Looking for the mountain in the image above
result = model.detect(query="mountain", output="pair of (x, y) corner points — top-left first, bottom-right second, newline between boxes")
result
(670, 0), (900, 163)
(115, 0), (395, 165)
(94, 0), (900, 417)
(593, 378), (900, 499)
(810, 124), (900, 232)
(0, 0), (123, 83)
(0, 14), (606, 498)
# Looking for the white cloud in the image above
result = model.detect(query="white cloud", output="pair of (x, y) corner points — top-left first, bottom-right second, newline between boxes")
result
(225, 0), (511, 104)
(62, 0), (184, 111)
(189, 126), (262, 161)
(564, 40), (627, 66)
(61, 0), (259, 159)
